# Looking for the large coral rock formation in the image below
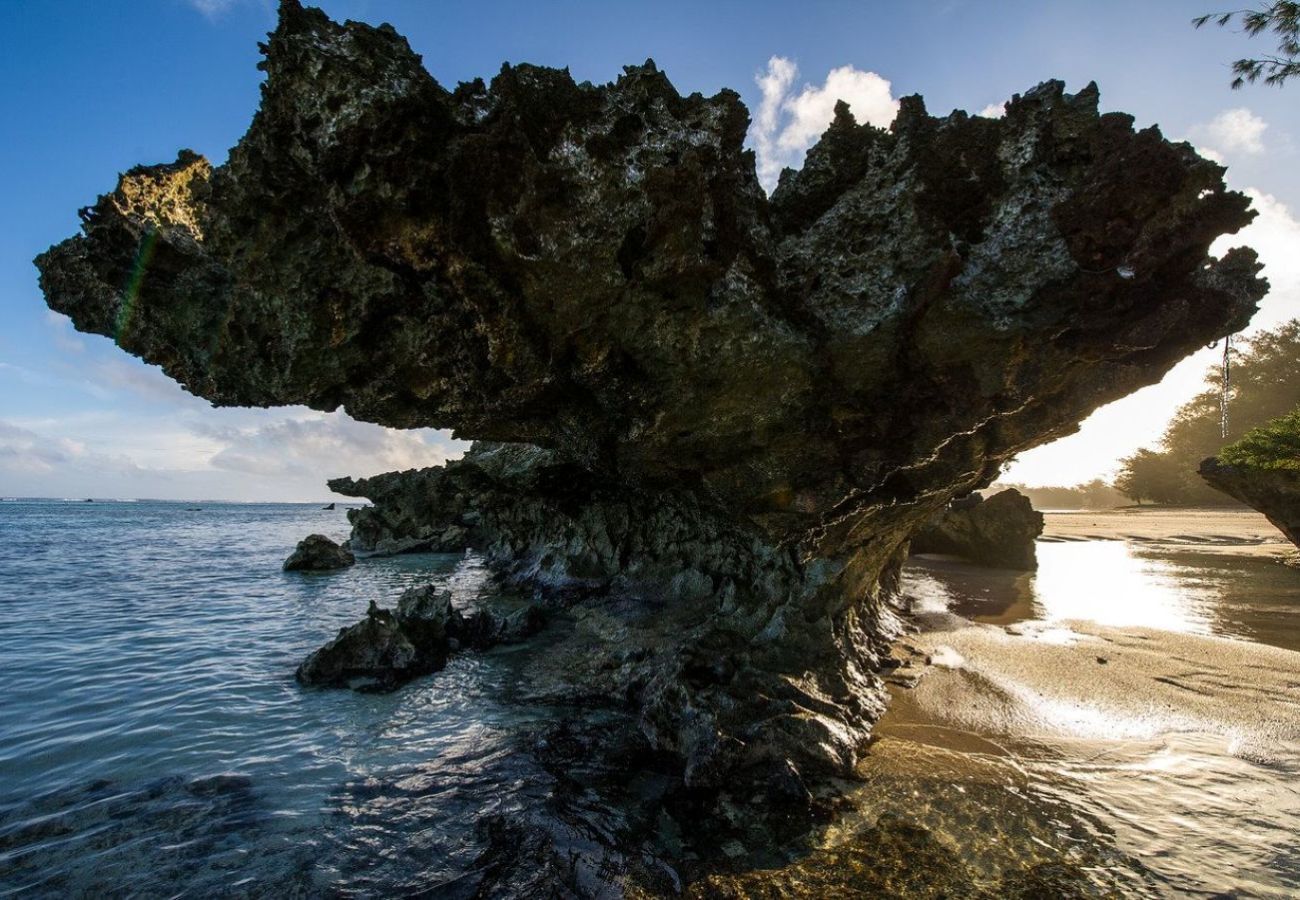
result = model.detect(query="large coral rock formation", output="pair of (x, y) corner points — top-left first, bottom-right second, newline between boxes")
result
(1199, 458), (1300, 548)
(910, 488), (1044, 569)
(37, 1), (1265, 787)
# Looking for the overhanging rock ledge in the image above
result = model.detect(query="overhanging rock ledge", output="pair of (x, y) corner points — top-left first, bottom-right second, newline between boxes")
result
(36, 0), (1266, 791)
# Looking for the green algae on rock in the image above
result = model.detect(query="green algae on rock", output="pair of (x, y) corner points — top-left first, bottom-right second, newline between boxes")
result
(37, 0), (1266, 794)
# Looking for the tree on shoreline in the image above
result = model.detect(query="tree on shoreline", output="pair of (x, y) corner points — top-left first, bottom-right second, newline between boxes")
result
(1114, 449), (1188, 505)
(1113, 320), (1300, 504)
(991, 479), (1126, 510)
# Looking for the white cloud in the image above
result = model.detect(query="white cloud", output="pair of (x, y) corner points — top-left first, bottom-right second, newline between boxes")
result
(92, 357), (196, 405)
(0, 406), (467, 502)
(0, 421), (84, 474)
(1219, 189), (1300, 331)
(1196, 145), (1225, 165)
(977, 102), (1006, 119)
(186, 0), (239, 17)
(5, 316), (471, 500)
(207, 412), (458, 480)
(1194, 108), (1269, 158)
(749, 56), (899, 193)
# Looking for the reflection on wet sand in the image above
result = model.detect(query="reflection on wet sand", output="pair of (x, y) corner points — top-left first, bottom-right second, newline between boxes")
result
(885, 521), (1300, 897)
(911, 539), (1300, 652)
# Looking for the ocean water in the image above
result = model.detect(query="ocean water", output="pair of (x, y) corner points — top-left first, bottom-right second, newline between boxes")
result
(0, 500), (563, 897)
(2, 500), (1298, 896)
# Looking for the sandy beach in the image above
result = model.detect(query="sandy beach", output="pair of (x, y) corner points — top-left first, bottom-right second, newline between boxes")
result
(1042, 506), (1293, 560)
(869, 509), (1300, 896)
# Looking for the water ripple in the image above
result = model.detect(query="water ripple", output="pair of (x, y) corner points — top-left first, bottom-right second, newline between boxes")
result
(0, 500), (534, 896)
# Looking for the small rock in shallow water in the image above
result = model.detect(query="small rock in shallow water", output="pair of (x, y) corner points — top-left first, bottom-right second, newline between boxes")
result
(298, 585), (548, 691)
(720, 840), (747, 859)
(295, 603), (435, 691)
(282, 534), (354, 571)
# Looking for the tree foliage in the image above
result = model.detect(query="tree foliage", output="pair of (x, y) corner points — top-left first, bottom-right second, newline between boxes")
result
(1219, 407), (1300, 469)
(992, 479), (1127, 510)
(1195, 3), (1300, 88)
(1113, 320), (1300, 503)
(1114, 449), (1189, 504)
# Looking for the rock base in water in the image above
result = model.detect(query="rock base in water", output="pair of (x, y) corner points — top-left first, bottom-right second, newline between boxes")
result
(909, 488), (1044, 569)
(1200, 458), (1300, 548)
(282, 534), (354, 571)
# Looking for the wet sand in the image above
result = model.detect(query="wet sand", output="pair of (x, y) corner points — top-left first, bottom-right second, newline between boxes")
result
(1042, 506), (1293, 560)
(868, 513), (1300, 897)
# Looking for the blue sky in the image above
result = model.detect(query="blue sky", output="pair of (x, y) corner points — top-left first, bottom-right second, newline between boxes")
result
(2, 0), (1298, 500)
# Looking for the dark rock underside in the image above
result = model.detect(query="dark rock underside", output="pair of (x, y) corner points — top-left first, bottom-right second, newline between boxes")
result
(1200, 458), (1300, 547)
(36, 0), (1266, 881)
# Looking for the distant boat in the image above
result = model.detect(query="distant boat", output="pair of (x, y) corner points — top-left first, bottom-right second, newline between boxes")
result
(83, 498), (94, 503)
(322, 502), (336, 510)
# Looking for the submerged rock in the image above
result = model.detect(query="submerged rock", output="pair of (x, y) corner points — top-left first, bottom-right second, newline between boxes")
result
(282, 533), (354, 571)
(1199, 458), (1300, 548)
(909, 488), (1044, 569)
(687, 813), (1096, 899)
(38, 0), (1266, 791)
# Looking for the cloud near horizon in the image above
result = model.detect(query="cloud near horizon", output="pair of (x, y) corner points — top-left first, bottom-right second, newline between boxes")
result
(204, 413), (459, 479)
(749, 56), (899, 193)
(0, 357), (467, 501)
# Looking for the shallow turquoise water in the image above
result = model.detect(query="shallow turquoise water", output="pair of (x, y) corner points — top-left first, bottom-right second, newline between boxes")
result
(0, 500), (555, 896)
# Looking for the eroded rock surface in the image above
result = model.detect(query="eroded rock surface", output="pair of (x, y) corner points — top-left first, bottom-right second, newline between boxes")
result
(39, 0), (1265, 796)
(909, 488), (1044, 569)
(296, 586), (547, 690)
(296, 601), (429, 690)
(1200, 458), (1300, 548)
(282, 533), (354, 571)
